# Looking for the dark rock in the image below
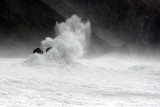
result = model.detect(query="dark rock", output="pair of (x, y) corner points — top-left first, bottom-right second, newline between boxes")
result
(46, 47), (52, 52)
(33, 48), (43, 54)
(42, 0), (160, 53)
(0, 0), (65, 57)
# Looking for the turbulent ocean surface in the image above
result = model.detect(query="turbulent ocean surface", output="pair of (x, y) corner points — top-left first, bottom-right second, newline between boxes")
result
(0, 15), (160, 107)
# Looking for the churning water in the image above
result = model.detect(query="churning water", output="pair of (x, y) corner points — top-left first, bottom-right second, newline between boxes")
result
(0, 15), (160, 107)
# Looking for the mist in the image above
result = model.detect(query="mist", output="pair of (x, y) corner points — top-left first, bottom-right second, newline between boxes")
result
(41, 0), (160, 57)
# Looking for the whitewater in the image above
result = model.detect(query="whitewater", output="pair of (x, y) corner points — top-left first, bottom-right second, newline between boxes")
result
(0, 15), (160, 107)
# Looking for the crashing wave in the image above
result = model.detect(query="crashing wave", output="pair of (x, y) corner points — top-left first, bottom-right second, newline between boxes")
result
(25, 15), (91, 64)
